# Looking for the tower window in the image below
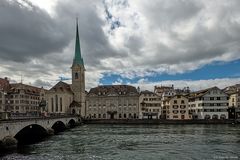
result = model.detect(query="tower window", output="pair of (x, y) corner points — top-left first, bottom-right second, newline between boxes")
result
(75, 72), (79, 79)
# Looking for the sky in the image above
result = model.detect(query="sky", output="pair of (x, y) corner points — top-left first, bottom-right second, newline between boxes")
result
(0, 0), (240, 91)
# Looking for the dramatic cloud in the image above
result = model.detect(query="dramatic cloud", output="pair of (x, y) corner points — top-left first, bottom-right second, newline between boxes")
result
(0, 0), (70, 62)
(0, 0), (239, 90)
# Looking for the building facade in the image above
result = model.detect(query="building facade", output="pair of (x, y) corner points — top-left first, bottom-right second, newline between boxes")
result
(163, 95), (191, 120)
(0, 77), (47, 118)
(6, 83), (45, 115)
(189, 87), (229, 120)
(46, 81), (73, 115)
(139, 90), (161, 119)
(86, 85), (139, 119)
(228, 91), (240, 108)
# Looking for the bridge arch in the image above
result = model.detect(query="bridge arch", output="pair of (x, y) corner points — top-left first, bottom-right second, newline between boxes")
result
(68, 119), (76, 128)
(14, 124), (48, 145)
(51, 121), (66, 133)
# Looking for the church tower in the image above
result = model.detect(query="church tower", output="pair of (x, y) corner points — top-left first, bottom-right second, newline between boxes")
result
(71, 19), (85, 116)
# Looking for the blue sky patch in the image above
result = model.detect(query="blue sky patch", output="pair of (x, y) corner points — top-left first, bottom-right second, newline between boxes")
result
(100, 59), (240, 85)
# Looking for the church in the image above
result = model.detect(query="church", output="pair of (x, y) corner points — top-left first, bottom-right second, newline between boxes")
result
(46, 21), (86, 116)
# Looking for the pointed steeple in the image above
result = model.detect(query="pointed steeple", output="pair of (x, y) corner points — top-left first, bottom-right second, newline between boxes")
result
(73, 18), (84, 66)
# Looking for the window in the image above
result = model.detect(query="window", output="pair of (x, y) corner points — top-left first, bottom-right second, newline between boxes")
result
(180, 105), (186, 109)
(51, 98), (54, 112)
(55, 95), (58, 112)
(210, 97), (214, 100)
(98, 114), (101, 118)
(180, 110), (186, 114)
(181, 100), (185, 104)
(129, 113), (132, 118)
(174, 100), (177, 104)
(60, 97), (62, 112)
(75, 72), (78, 79)
(119, 114), (122, 118)
(173, 110), (178, 114)
(134, 113), (136, 119)
(173, 105), (178, 109)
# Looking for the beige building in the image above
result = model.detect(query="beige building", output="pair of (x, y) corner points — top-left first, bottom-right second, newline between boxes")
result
(0, 77), (47, 117)
(228, 91), (240, 108)
(139, 90), (161, 119)
(163, 95), (191, 120)
(46, 81), (73, 115)
(6, 83), (45, 115)
(188, 87), (229, 120)
(46, 21), (86, 116)
(86, 85), (139, 119)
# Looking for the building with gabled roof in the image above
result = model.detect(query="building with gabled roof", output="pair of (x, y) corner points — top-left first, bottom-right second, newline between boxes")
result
(0, 78), (46, 116)
(162, 94), (191, 120)
(188, 86), (229, 119)
(46, 81), (73, 114)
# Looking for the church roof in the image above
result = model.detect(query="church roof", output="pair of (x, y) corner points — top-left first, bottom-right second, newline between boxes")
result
(48, 81), (73, 94)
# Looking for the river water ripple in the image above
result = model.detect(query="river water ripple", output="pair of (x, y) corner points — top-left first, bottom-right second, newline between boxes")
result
(1, 124), (240, 160)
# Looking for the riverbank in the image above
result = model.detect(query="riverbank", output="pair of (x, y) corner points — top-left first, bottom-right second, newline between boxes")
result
(83, 119), (238, 124)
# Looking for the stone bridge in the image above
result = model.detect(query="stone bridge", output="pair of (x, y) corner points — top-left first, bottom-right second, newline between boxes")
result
(0, 116), (81, 148)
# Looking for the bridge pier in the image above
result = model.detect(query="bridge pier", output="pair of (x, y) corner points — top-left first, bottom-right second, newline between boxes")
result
(0, 136), (17, 150)
(47, 128), (54, 135)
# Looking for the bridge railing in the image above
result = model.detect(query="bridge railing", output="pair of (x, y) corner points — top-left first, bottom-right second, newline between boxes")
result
(0, 114), (81, 123)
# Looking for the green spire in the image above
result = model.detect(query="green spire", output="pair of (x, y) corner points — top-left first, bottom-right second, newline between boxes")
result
(73, 19), (84, 66)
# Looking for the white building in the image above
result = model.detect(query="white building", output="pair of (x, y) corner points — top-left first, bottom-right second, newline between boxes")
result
(189, 87), (229, 120)
(139, 90), (161, 119)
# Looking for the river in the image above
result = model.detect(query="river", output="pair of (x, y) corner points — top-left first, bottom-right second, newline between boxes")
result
(1, 124), (240, 160)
